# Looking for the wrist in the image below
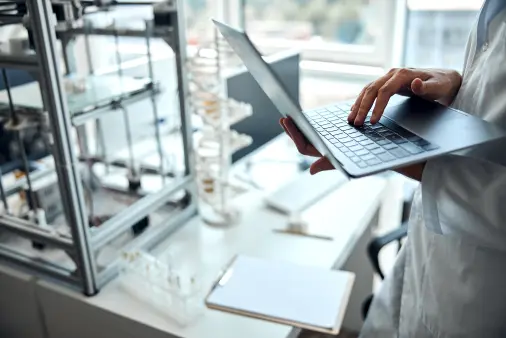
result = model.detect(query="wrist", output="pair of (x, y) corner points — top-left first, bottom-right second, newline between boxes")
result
(442, 70), (463, 106)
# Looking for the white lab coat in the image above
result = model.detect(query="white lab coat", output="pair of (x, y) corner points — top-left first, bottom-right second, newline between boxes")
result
(361, 2), (506, 337)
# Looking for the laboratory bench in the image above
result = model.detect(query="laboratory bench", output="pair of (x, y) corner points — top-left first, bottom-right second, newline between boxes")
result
(0, 135), (389, 338)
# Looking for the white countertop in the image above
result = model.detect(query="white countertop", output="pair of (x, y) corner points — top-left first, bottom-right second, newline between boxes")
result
(79, 175), (386, 338)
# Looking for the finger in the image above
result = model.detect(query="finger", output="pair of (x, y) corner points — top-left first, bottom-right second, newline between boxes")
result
(348, 86), (368, 123)
(370, 77), (407, 124)
(354, 73), (394, 125)
(279, 118), (293, 140)
(284, 118), (321, 157)
(310, 157), (334, 175)
(411, 78), (443, 100)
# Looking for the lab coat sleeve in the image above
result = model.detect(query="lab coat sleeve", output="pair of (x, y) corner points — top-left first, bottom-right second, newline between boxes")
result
(421, 153), (506, 251)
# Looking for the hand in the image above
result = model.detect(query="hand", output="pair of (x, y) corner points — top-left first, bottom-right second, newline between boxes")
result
(280, 116), (426, 181)
(280, 117), (334, 175)
(348, 68), (462, 126)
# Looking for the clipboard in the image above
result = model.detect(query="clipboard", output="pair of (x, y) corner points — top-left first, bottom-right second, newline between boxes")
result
(205, 255), (355, 335)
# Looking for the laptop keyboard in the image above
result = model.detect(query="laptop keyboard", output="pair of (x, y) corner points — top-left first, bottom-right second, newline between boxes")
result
(304, 103), (439, 169)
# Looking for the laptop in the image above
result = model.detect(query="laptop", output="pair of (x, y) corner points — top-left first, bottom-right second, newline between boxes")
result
(213, 20), (506, 178)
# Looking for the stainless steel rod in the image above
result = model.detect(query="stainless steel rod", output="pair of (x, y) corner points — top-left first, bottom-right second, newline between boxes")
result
(4, 167), (53, 197)
(71, 86), (157, 126)
(27, 0), (97, 295)
(145, 20), (166, 179)
(91, 177), (192, 249)
(0, 215), (74, 252)
(1, 69), (37, 211)
(0, 53), (39, 71)
(170, 1), (195, 177)
(0, 243), (78, 285)
(0, 169), (8, 213)
(57, 26), (174, 40)
(84, 19), (94, 75)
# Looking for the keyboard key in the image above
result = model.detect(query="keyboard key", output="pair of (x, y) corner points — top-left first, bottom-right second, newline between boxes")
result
(392, 138), (408, 144)
(355, 136), (369, 142)
(305, 110), (319, 117)
(366, 158), (382, 166)
(371, 147), (386, 155)
(326, 106), (339, 112)
(350, 156), (361, 163)
(385, 134), (405, 142)
(381, 132), (396, 138)
(396, 129), (416, 138)
(356, 161), (367, 168)
(359, 139), (373, 146)
(349, 145), (363, 152)
(414, 139), (429, 147)
(377, 152), (396, 162)
(370, 124), (382, 130)
(355, 149), (370, 156)
(400, 143), (424, 154)
(422, 143), (439, 151)
(390, 148), (410, 158)
(348, 132), (362, 138)
(361, 154), (376, 161)
(375, 127), (389, 133)
(384, 143), (398, 150)
(377, 139), (392, 146)
(343, 151), (354, 158)
(369, 135), (384, 142)
(340, 137), (352, 143)
(325, 126), (338, 132)
(343, 140), (358, 147)
(365, 143), (380, 150)
(320, 131), (329, 136)
(329, 138), (340, 144)
(407, 136), (423, 143)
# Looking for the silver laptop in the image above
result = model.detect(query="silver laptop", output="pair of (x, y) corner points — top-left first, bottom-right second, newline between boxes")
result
(213, 20), (506, 178)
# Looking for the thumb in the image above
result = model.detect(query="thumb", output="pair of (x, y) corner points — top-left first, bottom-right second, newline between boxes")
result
(310, 157), (334, 175)
(410, 78), (441, 98)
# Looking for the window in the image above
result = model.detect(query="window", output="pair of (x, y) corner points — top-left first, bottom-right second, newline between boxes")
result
(186, 0), (217, 45)
(403, 0), (484, 70)
(243, 0), (398, 68)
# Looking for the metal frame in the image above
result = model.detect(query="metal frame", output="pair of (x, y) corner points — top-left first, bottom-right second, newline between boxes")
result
(0, 0), (196, 295)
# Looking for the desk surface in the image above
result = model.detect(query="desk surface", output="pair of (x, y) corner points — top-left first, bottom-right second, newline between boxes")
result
(56, 174), (385, 338)
(33, 135), (387, 338)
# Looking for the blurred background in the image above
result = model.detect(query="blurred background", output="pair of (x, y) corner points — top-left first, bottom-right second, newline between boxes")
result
(186, 0), (483, 107)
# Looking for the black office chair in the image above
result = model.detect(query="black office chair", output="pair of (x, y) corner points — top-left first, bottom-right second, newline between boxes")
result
(361, 181), (417, 319)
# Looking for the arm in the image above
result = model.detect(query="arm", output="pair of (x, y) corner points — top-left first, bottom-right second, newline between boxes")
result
(395, 162), (426, 182)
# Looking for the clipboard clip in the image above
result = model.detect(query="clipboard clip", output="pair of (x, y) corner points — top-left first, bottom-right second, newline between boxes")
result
(209, 256), (236, 292)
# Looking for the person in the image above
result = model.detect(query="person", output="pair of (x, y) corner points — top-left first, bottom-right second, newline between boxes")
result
(280, 0), (506, 336)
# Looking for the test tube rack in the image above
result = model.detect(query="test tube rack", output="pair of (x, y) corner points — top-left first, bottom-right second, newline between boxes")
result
(188, 30), (253, 226)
